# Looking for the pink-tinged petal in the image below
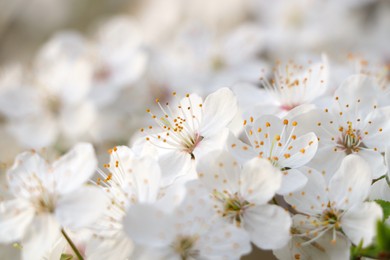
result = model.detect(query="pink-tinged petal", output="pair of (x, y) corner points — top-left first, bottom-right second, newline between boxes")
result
(278, 168), (308, 195)
(226, 131), (257, 164)
(283, 132), (318, 168)
(285, 167), (328, 215)
(123, 204), (175, 247)
(158, 150), (193, 187)
(200, 87), (238, 137)
(7, 151), (51, 199)
(329, 155), (372, 210)
(240, 157), (281, 205)
(357, 149), (387, 179)
(55, 186), (108, 230)
(341, 202), (383, 247)
(52, 143), (97, 194)
(0, 199), (35, 243)
(196, 150), (241, 194)
(243, 204), (291, 250)
(21, 214), (61, 260)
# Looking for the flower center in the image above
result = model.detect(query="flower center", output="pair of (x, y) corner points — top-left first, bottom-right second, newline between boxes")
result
(213, 191), (251, 226)
(172, 235), (199, 260)
(142, 93), (204, 159)
(33, 193), (56, 213)
(337, 122), (364, 154)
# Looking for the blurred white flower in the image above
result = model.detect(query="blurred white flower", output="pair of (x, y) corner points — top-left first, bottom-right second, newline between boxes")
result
(89, 16), (148, 107)
(0, 143), (106, 260)
(233, 57), (328, 118)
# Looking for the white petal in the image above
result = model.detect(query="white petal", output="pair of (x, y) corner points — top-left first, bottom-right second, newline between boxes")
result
(341, 202), (383, 247)
(200, 87), (238, 137)
(158, 150), (193, 187)
(226, 131), (257, 164)
(284, 167), (328, 215)
(123, 204), (175, 247)
(283, 132), (318, 168)
(243, 204), (291, 250)
(52, 143), (97, 194)
(357, 149), (387, 179)
(55, 186), (108, 230)
(240, 157), (282, 205)
(277, 168), (308, 195)
(329, 155), (372, 210)
(21, 214), (61, 260)
(59, 102), (97, 139)
(7, 151), (51, 198)
(333, 75), (378, 112)
(0, 199), (34, 243)
(197, 221), (251, 259)
(369, 178), (390, 201)
(274, 230), (350, 260)
(196, 150), (241, 194)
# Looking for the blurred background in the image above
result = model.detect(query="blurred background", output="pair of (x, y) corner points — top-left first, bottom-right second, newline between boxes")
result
(0, 0), (389, 258)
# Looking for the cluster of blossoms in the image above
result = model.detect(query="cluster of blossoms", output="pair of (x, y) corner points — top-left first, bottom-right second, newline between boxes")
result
(1, 58), (390, 259)
(0, 0), (390, 259)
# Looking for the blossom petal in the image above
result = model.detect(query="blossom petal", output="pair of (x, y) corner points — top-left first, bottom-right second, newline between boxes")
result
(52, 143), (97, 194)
(284, 167), (328, 215)
(278, 168), (308, 195)
(7, 151), (51, 198)
(197, 150), (241, 194)
(200, 87), (238, 137)
(341, 202), (383, 247)
(55, 186), (108, 230)
(123, 204), (175, 247)
(0, 199), (35, 243)
(358, 149), (387, 179)
(21, 214), (61, 260)
(240, 157), (281, 205)
(282, 132), (318, 168)
(328, 154), (372, 210)
(226, 131), (257, 164)
(158, 150), (193, 187)
(243, 204), (291, 250)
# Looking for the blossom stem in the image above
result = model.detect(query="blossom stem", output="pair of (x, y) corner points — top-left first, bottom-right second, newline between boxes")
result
(61, 228), (84, 260)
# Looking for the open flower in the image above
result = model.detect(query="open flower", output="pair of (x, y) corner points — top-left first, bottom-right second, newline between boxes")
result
(296, 75), (390, 179)
(0, 143), (106, 260)
(285, 154), (383, 257)
(139, 87), (238, 185)
(196, 150), (291, 249)
(228, 113), (318, 194)
(233, 57), (328, 118)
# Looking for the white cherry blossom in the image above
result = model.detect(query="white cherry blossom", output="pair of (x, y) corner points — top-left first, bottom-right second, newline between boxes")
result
(196, 150), (292, 249)
(285, 155), (383, 254)
(139, 87), (238, 185)
(228, 113), (318, 194)
(0, 143), (106, 260)
(296, 75), (390, 179)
